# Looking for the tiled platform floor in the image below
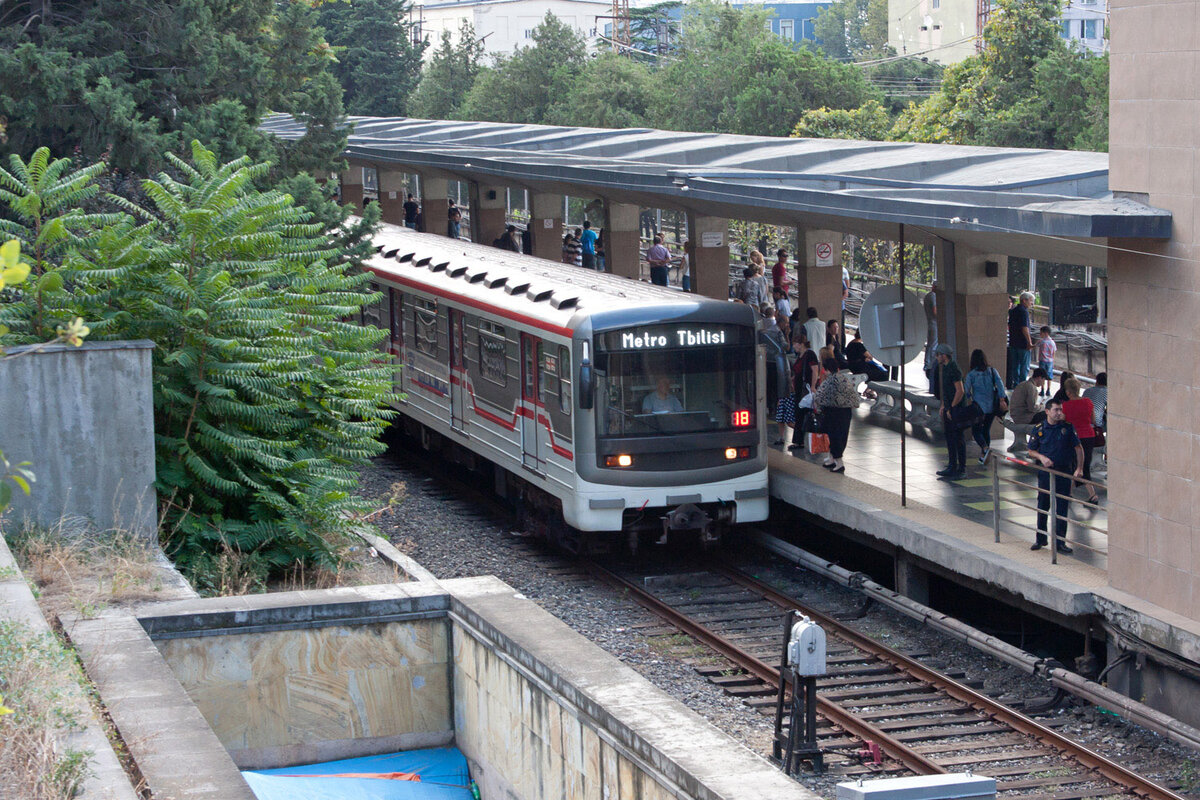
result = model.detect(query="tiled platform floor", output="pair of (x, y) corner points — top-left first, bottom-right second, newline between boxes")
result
(773, 403), (1109, 571)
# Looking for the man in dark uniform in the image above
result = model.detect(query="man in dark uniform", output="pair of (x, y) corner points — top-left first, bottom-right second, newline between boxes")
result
(1027, 397), (1084, 554)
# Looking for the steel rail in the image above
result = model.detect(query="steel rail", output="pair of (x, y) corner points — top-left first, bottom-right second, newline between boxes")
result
(579, 558), (947, 775)
(717, 564), (1188, 800)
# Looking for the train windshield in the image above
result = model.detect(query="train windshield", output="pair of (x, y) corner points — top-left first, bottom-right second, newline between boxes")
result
(594, 324), (756, 438)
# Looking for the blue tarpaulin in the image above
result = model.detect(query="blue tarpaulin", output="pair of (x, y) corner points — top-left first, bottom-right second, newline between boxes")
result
(242, 747), (474, 800)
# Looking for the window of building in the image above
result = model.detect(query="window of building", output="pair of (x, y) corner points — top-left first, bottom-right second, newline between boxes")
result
(1061, 19), (1072, 37)
(932, 0), (940, 10)
(1082, 18), (1098, 38)
(414, 298), (438, 357)
(779, 19), (794, 40)
(478, 322), (508, 386)
(765, 19), (774, 32)
(524, 28), (535, 38)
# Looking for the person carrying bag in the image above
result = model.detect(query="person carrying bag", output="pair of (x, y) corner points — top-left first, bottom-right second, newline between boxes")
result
(963, 349), (1008, 463)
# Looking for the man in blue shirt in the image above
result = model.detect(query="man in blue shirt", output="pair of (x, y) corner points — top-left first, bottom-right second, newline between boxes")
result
(1027, 397), (1084, 553)
(1007, 291), (1034, 388)
(580, 220), (598, 269)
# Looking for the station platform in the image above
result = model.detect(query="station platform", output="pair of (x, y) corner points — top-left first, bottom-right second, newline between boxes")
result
(767, 409), (1107, 622)
(765, 401), (1200, 693)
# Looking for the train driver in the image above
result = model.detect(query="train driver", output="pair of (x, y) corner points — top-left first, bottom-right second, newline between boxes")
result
(642, 377), (684, 414)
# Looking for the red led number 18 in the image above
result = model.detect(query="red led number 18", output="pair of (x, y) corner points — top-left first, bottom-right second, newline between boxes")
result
(732, 410), (751, 427)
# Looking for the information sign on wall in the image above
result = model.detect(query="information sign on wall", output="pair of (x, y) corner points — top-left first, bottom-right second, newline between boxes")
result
(701, 231), (725, 248)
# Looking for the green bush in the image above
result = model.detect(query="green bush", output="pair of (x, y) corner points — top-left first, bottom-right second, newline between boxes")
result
(0, 143), (393, 576)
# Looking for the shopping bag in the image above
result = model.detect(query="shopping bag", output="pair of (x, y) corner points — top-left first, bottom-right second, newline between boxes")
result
(806, 432), (830, 454)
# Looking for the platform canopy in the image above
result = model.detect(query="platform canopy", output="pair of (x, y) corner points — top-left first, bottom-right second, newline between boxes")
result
(261, 115), (1171, 264)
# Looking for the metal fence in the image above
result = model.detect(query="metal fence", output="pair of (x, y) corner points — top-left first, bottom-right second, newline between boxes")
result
(989, 452), (1107, 564)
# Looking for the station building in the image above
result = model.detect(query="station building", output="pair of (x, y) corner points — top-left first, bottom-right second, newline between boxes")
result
(262, 0), (1200, 726)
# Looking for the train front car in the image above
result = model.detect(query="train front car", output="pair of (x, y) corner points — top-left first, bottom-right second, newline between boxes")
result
(571, 302), (768, 548)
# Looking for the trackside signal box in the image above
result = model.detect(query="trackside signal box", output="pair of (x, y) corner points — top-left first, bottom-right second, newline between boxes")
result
(787, 616), (827, 676)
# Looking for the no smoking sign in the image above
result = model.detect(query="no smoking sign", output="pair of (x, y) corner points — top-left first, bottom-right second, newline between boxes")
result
(815, 242), (834, 267)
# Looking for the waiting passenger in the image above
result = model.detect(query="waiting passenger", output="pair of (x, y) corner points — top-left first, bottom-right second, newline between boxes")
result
(642, 378), (684, 414)
(1062, 378), (1101, 505)
(1050, 370), (1074, 404)
(844, 328), (889, 383)
(814, 358), (859, 474)
(964, 348), (1008, 464)
(802, 307), (826, 352)
(1036, 326), (1057, 397)
(934, 344), (968, 480)
(1010, 367), (1048, 425)
(1082, 372), (1107, 432)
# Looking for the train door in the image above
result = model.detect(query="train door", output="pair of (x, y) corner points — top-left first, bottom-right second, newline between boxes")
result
(449, 308), (467, 431)
(520, 333), (541, 471)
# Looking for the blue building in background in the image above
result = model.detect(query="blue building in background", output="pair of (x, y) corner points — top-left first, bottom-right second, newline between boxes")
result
(606, 0), (830, 55)
(736, 1), (832, 44)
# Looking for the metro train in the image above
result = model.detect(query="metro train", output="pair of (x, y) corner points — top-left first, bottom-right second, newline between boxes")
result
(359, 223), (769, 551)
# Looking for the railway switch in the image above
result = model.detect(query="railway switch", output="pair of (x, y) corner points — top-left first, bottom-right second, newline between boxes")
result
(788, 616), (827, 676)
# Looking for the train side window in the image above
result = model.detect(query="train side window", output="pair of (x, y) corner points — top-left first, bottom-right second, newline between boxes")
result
(538, 343), (556, 405)
(558, 346), (571, 414)
(478, 321), (507, 386)
(389, 288), (403, 344)
(414, 297), (438, 357)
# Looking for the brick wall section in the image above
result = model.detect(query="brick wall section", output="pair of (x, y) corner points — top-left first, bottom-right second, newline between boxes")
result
(1107, 0), (1200, 618)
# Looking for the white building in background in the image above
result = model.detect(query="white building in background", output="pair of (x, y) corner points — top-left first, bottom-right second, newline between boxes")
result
(1058, 0), (1108, 56)
(414, 0), (616, 59)
(888, 0), (1108, 65)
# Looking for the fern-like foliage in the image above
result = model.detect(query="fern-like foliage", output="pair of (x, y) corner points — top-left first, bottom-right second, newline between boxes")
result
(0, 142), (393, 574)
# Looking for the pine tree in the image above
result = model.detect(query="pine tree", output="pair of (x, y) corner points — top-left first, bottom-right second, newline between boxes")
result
(318, 0), (427, 116)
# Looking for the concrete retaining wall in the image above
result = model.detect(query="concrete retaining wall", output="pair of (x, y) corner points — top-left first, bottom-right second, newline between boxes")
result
(155, 619), (454, 767)
(449, 576), (817, 800)
(65, 579), (818, 800)
(0, 340), (157, 538)
(0, 534), (140, 800)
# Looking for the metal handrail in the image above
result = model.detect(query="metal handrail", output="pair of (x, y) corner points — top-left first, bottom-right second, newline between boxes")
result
(990, 451), (1107, 564)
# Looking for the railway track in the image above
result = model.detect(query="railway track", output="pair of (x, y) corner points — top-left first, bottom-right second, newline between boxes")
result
(376, 442), (1189, 799)
(580, 558), (1187, 800)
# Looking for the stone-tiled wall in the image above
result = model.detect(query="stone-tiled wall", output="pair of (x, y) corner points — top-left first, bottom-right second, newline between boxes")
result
(1107, 0), (1200, 619)
(452, 628), (675, 800)
(157, 620), (453, 768)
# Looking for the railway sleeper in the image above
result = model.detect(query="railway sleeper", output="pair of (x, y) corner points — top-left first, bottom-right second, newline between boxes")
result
(852, 702), (973, 721)
(1000, 774), (1108, 791)
(894, 722), (1016, 741)
(934, 749), (1057, 768)
(1000, 789), (1129, 800)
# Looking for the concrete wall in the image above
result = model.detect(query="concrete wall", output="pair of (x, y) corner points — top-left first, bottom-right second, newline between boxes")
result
(70, 579), (819, 800)
(450, 576), (819, 800)
(1106, 0), (1200, 621)
(0, 534), (142, 800)
(157, 620), (453, 767)
(147, 587), (454, 769)
(0, 340), (157, 538)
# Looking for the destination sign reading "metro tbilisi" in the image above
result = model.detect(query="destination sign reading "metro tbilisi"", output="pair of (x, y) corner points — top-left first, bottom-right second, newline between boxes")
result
(619, 329), (728, 349)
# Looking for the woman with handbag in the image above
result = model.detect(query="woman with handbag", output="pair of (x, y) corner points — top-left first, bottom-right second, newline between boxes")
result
(964, 349), (1008, 463)
(814, 358), (860, 473)
(934, 344), (969, 480)
(783, 334), (821, 451)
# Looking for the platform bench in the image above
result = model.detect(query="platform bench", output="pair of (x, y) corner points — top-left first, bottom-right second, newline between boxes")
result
(866, 381), (943, 432)
(1000, 417), (1037, 452)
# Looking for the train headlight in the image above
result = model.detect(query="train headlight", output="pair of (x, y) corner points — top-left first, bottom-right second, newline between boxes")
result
(725, 448), (738, 460)
(605, 454), (633, 468)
